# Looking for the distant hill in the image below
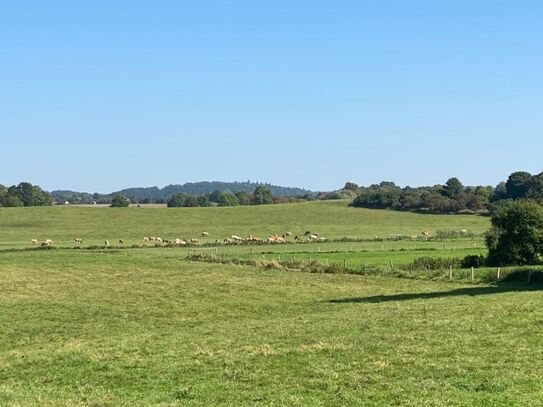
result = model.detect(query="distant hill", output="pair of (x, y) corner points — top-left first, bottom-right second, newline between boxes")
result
(51, 181), (314, 204)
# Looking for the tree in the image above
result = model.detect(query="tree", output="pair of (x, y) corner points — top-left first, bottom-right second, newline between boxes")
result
(110, 194), (129, 207)
(443, 178), (464, 199)
(235, 191), (251, 205)
(486, 200), (543, 266)
(505, 171), (532, 199)
(167, 193), (189, 207)
(527, 172), (543, 202)
(343, 182), (359, 191)
(216, 191), (239, 206)
(252, 186), (273, 205)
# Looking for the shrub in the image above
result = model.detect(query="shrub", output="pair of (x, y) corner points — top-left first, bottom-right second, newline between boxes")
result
(461, 254), (487, 268)
(403, 256), (460, 271)
(486, 200), (543, 266)
(110, 194), (129, 207)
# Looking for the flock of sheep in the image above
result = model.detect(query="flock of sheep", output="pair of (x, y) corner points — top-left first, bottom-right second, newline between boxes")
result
(30, 230), (467, 248)
(29, 231), (325, 248)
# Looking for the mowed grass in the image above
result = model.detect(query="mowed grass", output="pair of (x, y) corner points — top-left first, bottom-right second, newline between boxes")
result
(0, 200), (490, 249)
(1, 249), (543, 406)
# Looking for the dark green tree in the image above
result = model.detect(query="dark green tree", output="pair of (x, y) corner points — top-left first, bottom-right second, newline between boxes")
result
(216, 191), (239, 206)
(110, 194), (129, 207)
(252, 185), (273, 205)
(486, 200), (543, 266)
(505, 171), (533, 199)
(235, 191), (251, 205)
(167, 193), (189, 207)
(443, 178), (464, 199)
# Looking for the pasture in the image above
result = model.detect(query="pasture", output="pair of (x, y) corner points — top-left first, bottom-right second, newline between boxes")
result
(1, 201), (542, 405)
(1, 249), (543, 405)
(0, 200), (489, 249)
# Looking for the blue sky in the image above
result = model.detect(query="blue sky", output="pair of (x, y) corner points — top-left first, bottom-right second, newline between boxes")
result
(1, 1), (541, 192)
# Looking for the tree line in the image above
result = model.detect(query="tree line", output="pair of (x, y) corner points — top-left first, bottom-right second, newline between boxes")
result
(167, 185), (282, 207)
(0, 182), (52, 207)
(349, 171), (543, 214)
(52, 181), (312, 205)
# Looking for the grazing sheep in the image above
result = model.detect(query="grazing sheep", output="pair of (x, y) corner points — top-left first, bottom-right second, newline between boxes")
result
(44, 239), (53, 245)
(30, 239), (38, 245)
(304, 231), (312, 236)
(309, 234), (319, 241)
(104, 240), (110, 247)
(285, 231), (292, 236)
(214, 239), (221, 244)
(119, 239), (124, 245)
(156, 237), (162, 243)
(143, 237), (150, 242)
(191, 238), (199, 244)
(459, 229), (468, 235)
(267, 235), (286, 244)
(201, 232), (209, 236)
(74, 238), (83, 245)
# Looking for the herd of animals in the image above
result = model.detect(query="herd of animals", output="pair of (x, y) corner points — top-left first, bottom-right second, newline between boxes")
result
(29, 231), (325, 248)
(28, 229), (469, 248)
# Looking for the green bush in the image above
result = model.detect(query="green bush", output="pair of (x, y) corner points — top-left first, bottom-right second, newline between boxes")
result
(461, 254), (487, 268)
(403, 256), (460, 271)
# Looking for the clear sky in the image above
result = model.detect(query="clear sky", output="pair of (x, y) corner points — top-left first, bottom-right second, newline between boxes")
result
(1, 1), (541, 193)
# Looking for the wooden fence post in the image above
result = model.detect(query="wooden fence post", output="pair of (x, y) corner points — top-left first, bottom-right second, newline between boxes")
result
(449, 265), (453, 280)
(471, 266), (474, 281)
(497, 267), (501, 280)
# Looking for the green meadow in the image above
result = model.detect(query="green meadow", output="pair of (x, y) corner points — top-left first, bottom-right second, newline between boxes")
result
(0, 200), (489, 248)
(2, 201), (542, 405)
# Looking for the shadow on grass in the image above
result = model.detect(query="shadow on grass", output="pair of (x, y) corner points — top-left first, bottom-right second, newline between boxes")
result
(330, 284), (543, 304)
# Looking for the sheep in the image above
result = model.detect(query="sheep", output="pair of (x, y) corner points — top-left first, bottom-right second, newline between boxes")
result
(191, 238), (199, 244)
(267, 235), (286, 244)
(143, 237), (150, 242)
(30, 239), (38, 245)
(231, 235), (243, 242)
(201, 232), (209, 236)
(459, 229), (468, 235)
(119, 239), (124, 245)
(156, 237), (162, 243)
(74, 238), (83, 245)
(309, 234), (319, 241)
(104, 240), (110, 247)
(285, 231), (292, 236)
(44, 239), (53, 245)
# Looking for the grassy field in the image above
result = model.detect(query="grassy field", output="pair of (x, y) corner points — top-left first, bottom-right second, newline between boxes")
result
(1, 248), (543, 406)
(0, 200), (489, 249)
(4, 201), (541, 405)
